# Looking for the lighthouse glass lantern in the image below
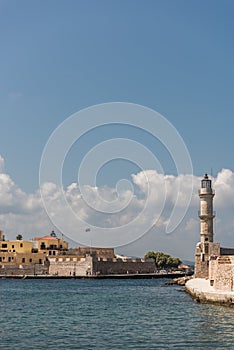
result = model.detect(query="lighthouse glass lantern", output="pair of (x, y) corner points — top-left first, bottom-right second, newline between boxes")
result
(201, 174), (211, 189)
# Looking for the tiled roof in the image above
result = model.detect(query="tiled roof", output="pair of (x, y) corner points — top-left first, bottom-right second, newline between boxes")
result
(34, 235), (58, 241)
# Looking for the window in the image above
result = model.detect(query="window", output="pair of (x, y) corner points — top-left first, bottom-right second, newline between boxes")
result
(0, 257), (2, 262)
(202, 179), (211, 189)
(22, 258), (25, 263)
(8, 257), (11, 262)
(205, 244), (209, 254)
(12, 245), (14, 248)
(39, 259), (42, 264)
(20, 243), (23, 248)
(2, 244), (7, 248)
(29, 258), (32, 263)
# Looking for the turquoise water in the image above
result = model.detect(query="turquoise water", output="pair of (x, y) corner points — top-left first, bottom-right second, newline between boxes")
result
(0, 278), (233, 350)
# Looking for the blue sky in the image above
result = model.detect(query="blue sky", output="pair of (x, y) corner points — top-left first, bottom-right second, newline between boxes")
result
(1, 0), (234, 192)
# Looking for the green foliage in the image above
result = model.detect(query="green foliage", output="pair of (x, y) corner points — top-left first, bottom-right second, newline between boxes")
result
(16, 234), (23, 240)
(144, 251), (181, 269)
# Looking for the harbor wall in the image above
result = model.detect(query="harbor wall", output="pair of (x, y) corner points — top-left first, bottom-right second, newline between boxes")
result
(186, 278), (234, 305)
(49, 256), (93, 276)
(93, 258), (156, 275)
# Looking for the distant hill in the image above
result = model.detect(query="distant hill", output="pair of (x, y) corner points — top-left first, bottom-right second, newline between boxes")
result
(183, 260), (194, 267)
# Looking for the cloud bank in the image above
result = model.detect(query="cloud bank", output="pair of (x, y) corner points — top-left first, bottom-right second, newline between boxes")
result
(0, 155), (233, 260)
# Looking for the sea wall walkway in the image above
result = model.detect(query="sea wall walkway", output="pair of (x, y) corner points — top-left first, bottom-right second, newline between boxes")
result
(186, 278), (234, 305)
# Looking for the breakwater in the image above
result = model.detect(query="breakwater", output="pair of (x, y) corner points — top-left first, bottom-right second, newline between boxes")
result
(0, 272), (190, 279)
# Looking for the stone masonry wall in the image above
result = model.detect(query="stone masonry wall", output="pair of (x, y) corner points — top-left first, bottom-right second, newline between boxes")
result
(93, 258), (156, 275)
(195, 242), (220, 278)
(66, 247), (115, 259)
(0, 263), (49, 276)
(212, 256), (234, 292)
(49, 256), (93, 276)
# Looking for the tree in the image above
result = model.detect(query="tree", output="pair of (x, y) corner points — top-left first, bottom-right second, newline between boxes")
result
(144, 251), (181, 269)
(16, 234), (23, 240)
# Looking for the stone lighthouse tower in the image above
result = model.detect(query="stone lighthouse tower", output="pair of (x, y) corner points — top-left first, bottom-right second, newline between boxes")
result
(199, 174), (215, 244)
(195, 174), (220, 278)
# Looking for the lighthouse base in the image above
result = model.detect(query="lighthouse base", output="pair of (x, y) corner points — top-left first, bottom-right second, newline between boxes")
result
(194, 241), (220, 278)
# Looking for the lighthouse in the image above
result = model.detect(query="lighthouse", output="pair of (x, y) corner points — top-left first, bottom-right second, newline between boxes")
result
(199, 174), (215, 243)
(195, 174), (220, 278)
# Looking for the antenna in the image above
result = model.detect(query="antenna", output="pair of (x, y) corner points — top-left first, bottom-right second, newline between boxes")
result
(211, 167), (213, 178)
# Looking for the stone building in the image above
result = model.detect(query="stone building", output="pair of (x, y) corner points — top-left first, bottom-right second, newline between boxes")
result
(0, 230), (156, 276)
(194, 174), (234, 291)
(33, 232), (68, 256)
(48, 248), (156, 276)
(0, 231), (69, 276)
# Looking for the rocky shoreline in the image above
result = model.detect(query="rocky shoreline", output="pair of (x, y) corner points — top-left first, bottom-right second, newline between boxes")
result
(165, 275), (193, 286)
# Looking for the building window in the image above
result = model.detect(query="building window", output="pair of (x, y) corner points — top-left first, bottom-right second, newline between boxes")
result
(2, 244), (7, 248)
(205, 244), (209, 254)
(0, 257), (2, 262)
(12, 245), (14, 248)
(39, 259), (42, 264)
(49, 251), (51, 255)
(22, 258), (25, 263)
(29, 258), (32, 263)
(20, 243), (23, 248)
(8, 257), (11, 262)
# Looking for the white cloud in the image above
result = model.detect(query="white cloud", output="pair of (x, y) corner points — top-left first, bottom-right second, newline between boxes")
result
(1, 156), (234, 260)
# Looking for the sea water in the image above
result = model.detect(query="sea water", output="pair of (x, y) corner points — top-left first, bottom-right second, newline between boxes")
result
(0, 278), (233, 349)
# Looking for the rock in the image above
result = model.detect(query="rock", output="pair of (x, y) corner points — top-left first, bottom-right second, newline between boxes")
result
(165, 275), (193, 286)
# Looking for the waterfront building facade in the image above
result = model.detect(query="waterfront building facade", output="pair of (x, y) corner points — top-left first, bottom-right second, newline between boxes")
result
(0, 230), (156, 276)
(194, 174), (234, 292)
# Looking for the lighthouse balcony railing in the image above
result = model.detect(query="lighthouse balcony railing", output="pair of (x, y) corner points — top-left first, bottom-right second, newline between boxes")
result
(198, 210), (216, 217)
(198, 189), (215, 195)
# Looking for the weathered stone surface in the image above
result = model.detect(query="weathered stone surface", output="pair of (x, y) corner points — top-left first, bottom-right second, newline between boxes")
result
(165, 276), (193, 286)
(93, 259), (156, 275)
(186, 278), (234, 305)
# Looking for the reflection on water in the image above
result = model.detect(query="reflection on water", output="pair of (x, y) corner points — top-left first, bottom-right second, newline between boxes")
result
(0, 278), (233, 350)
(196, 304), (234, 347)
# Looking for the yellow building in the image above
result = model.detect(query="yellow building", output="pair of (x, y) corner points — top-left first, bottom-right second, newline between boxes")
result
(33, 232), (68, 256)
(0, 251), (46, 266)
(0, 239), (33, 253)
(0, 230), (69, 275)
